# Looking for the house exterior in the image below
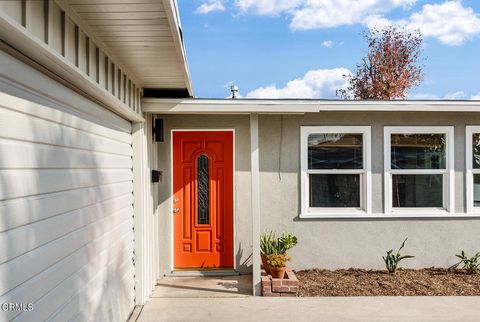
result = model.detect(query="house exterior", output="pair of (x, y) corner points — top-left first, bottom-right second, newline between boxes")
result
(1, 1), (480, 321)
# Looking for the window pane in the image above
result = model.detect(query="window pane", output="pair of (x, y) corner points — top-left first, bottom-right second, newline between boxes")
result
(392, 174), (443, 207)
(309, 174), (360, 207)
(474, 174), (480, 207)
(308, 133), (363, 169)
(197, 155), (209, 224)
(391, 134), (445, 169)
(473, 134), (480, 169)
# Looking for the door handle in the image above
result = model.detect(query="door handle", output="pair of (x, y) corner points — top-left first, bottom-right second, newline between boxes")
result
(173, 208), (180, 214)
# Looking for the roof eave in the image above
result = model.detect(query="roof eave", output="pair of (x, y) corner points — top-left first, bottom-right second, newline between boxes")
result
(142, 98), (480, 114)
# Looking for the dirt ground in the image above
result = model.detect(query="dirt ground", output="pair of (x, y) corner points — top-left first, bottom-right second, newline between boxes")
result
(295, 268), (480, 296)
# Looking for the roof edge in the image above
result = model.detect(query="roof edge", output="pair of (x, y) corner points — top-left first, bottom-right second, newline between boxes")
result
(142, 98), (480, 114)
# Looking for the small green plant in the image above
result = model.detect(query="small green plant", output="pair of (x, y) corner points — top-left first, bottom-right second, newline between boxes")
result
(455, 251), (480, 274)
(260, 230), (276, 255)
(279, 232), (298, 253)
(382, 238), (414, 273)
(266, 253), (291, 268)
(260, 230), (298, 255)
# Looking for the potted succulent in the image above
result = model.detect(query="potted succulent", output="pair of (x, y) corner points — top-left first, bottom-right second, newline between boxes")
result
(266, 253), (291, 278)
(260, 230), (298, 278)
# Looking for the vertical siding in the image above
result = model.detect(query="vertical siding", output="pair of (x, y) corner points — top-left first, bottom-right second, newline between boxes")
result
(0, 52), (135, 322)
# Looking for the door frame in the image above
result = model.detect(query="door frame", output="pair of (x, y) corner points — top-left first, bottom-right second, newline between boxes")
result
(169, 129), (236, 271)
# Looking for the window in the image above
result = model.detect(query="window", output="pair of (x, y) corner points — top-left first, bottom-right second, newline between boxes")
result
(384, 126), (454, 215)
(466, 126), (480, 213)
(300, 126), (371, 217)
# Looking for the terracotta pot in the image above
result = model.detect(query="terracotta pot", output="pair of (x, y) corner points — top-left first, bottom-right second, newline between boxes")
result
(269, 266), (287, 279)
(261, 254), (271, 274)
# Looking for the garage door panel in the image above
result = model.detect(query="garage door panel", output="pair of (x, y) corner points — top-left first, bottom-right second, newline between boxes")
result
(0, 138), (133, 169)
(0, 208), (133, 297)
(0, 107), (133, 156)
(44, 255), (135, 322)
(0, 193), (134, 264)
(0, 223), (134, 322)
(0, 93), (132, 143)
(0, 52), (134, 321)
(0, 181), (133, 232)
(0, 169), (133, 200)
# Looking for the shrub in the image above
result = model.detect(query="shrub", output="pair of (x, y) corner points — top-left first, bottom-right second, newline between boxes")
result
(382, 238), (414, 273)
(455, 251), (480, 274)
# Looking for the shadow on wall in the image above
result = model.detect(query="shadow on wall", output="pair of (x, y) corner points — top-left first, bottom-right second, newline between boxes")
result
(236, 242), (252, 273)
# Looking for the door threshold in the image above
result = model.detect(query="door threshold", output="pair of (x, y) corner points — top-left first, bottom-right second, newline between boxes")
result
(167, 269), (240, 277)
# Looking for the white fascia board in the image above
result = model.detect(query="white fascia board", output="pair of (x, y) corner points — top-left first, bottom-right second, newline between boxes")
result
(162, 0), (194, 97)
(142, 98), (480, 114)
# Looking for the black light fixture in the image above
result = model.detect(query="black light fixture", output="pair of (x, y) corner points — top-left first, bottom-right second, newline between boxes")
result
(153, 118), (164, 142)
(152, 170), (162, 183)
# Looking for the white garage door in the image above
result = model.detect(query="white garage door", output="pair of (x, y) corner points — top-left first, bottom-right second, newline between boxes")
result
(0, 51), (135, 321)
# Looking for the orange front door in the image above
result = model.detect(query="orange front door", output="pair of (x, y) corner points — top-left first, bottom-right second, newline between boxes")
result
(173, 131), (234, 268)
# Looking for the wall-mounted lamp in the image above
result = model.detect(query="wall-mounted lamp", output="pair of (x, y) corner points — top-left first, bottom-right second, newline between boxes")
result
(153, 118), (164, 142)
(152, 170), (162, 183)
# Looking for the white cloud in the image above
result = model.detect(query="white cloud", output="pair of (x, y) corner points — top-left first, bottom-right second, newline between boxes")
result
(410, 91), (480, 100)
(245, 68), (351, 99)
(196, 0), (226, 14)
(234, 0), (302, 16)
(233, 0), (480, 45)
(444, 91), (467, 100)
(291, 0), (415, 30)
(471, 93), (480, 100)
(322, 40), (344, 48)
(234, 0), (415, 30)
(322, 40), (333, 48)
(366, 1), (480, 46)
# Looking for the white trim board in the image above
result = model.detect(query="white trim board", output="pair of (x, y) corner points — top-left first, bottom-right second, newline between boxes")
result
(466, 126), (480, 214)
(384, 126), (455, 216)
(142, 98), (480, 114)
(300, 126), (372, 218)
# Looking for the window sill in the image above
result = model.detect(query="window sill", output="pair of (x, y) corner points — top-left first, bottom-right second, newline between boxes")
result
(299, 212), (480, 219)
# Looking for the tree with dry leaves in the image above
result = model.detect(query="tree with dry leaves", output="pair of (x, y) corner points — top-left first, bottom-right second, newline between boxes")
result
(337, 26), (424, 100)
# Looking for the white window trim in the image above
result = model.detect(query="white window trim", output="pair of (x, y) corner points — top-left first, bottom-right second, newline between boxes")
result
(384, 126), (455, 216)
(465, 126), (480, 214)
(300, 126), (372, 218)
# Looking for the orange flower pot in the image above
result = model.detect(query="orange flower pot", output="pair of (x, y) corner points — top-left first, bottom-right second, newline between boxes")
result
(261, 254), (271, 275)
(269, 266), (287, 279)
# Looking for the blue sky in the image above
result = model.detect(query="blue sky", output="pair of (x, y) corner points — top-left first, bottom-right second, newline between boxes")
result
(177, 0), (480, 99)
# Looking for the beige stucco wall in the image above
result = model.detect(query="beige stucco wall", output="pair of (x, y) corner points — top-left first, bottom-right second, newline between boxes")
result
(157, 112), (480, 274)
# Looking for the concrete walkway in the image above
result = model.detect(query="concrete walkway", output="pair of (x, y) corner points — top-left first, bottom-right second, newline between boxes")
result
(135, 296), (480, 322)
(133, 277), (480, 322)
(150, 275), (252, 298)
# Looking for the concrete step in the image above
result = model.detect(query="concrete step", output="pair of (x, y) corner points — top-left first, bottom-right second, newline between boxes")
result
(166, 270), (240, 277)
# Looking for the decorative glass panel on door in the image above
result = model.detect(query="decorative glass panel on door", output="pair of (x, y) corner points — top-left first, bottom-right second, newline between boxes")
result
(197, 155), (209, 225)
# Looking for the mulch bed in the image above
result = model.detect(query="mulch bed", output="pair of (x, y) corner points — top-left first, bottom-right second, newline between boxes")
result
(295, 268), (480, 296)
